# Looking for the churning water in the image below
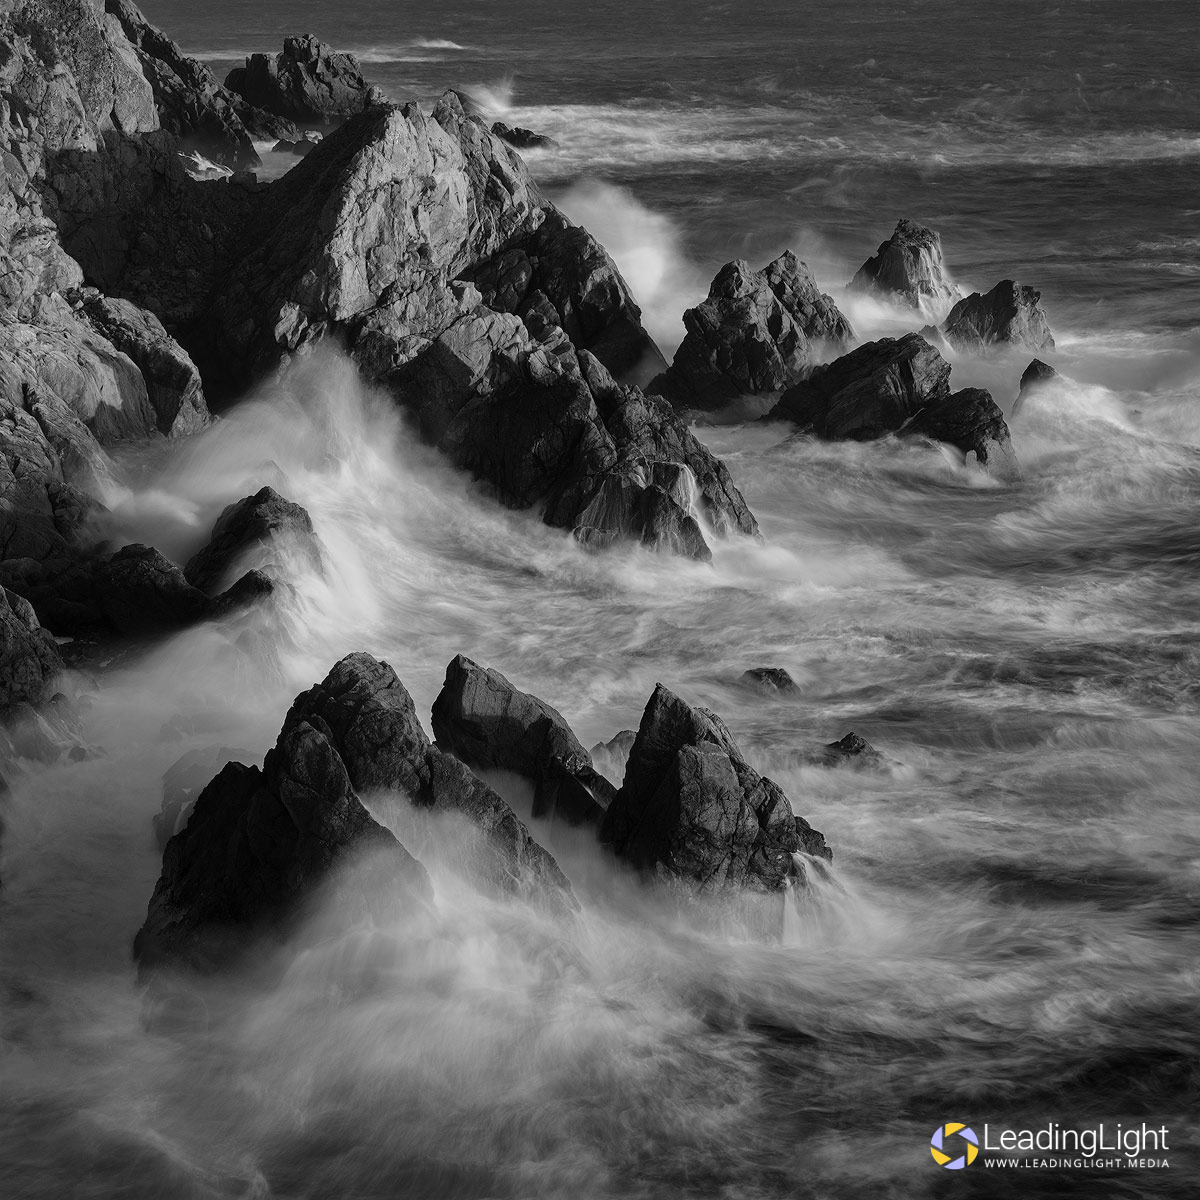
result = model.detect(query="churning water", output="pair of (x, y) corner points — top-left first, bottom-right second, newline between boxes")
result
(3, 1), (1200, 1196)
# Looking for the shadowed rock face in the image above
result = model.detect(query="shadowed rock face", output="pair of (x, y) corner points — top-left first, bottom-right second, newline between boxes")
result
(849, 219), (961, 314)
(942, 280), (1055, 354)
(224, 35), (374, 126)
(432, 655), (615, 827)
(649, 252), (854, 411)
(1012, 358), (1059, 418)
(768, 333), (1021, 482)
(600, 684), (830, 892)
(0, 588), (63, 714)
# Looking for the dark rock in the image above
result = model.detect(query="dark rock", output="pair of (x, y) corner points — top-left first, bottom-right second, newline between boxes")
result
(291, 137), (318, 156)
(820, 732), (884, 769)
(279, 653), (575, 908)
(92, 544), (211, 634)
(224, 35), (372, 126)
(848, 219), (960, 313)
(649, 252), (854, 411)
(155, 744), (252, 850)
(0, 588), (63, 714)
(1012, 358), (1059, 418)
(184, 486), (321, 594)
(491, 122), (558, 150)
(600, 684), (830, 891)
(769, 333), (1021, 481)
(741, 667), (800, 695)
(942, 280), (1055, 354)
(431, 655), (614, 827)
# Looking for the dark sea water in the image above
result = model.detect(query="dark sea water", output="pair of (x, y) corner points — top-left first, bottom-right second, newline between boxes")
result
(2, 2), (1199, 1197)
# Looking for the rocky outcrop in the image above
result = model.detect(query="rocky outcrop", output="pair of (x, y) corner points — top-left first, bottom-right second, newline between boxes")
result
(600, 684), (830, 891)
(741, 667), (800, 695)
(491, 122), (557, 150)
(184, 486), (321, 594)
(0, 587), (63, 714)
(848, 219), (960, 314)
(649, 252), (854, 411)
(942, 280), (1055, 354)
(154, 743), (252, 850)
(224, 35), (375, 126)
(768, 333), (1021, 481)
(1012, 358), (1059, 418)
(431, 655), (614, 826)
(819, 732), (883, 769)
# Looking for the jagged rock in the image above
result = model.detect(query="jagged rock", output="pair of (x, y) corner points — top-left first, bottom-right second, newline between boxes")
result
(155, 744), (252, 850)
(223, 35), (373, 126)
(184, 486), (321, 594)
(942, 280), (1055, 353)
(1012, 358), (1059, 418)
(741, 667), (800, 695)
(134, 738), (432, 972)
(76, 292), (210, 436)
(277, 653), (575, 908)
(600, 684), (830, 891)
(649, 252), (854, 411)
(819, 732), (884, 769)
(431, 655), (614, 827)
(590, 729), (636, 788)
(491, 122), (557, 150)
(0, 587), (63, 714)
(92, 544), (212, 633)
(769, 333), (1021, 481)
(849, 219), (961, 314)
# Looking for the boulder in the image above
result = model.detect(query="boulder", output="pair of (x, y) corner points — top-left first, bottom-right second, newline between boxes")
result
(1012, 358), (1059, 418)
(819, 732), (884, 769)
(0, 588), (63, 714)
(769, 333), (1021, 481)
(277, 653), (575, 908)
(741, 667), (800, 695)
(942, 280), (1055, 353)
(155, 744), (252, 850)
(223, 35), (373, 126)
(184, 486), (321, 594)
(491, 122), (557, 150)
(431, 655), (614, 827)
(600, 684), (830, 891)
(649, 252), (854, 411)
(848, 219), (960, 314)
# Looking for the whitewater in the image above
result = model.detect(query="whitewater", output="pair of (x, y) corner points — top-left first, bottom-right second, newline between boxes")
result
(2, 0), (1199, 1196)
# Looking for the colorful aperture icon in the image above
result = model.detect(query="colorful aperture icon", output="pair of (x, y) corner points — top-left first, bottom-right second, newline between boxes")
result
(930, 1123), (979, 1169)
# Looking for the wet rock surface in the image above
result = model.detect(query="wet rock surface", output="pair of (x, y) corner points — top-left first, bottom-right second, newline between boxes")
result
(942, 280), (1055, 353)
(849, 219), (961, 314)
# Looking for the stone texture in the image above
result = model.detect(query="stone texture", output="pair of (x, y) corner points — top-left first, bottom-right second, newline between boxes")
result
(431, 655), (614, 827)
(0, 586), (63, 713)
(600, 684), (830, 891)
(769, 333), (1021, 481)
(741, 667), (800, 695)
(490, 121), (557, 150)
(848, 219), (961, 314)
(942, 280), (1055, 353)
(649, 252), (854, 411)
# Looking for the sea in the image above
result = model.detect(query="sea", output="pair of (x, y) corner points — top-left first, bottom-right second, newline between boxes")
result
(1, 1), (1198, 1196)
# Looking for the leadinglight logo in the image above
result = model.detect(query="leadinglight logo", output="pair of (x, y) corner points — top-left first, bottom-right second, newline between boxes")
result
(929, 1122), (1172, 1171)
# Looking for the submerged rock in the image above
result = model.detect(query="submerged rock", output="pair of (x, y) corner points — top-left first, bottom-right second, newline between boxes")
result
(768, 333), (1021, 481)
(431, 655), (614, 826)
(491, 122), (557, 150)
(184, 486), (321, 594)
(942, 280), (1055, 354)
(600, 684), (830, 891)
(1012, 358), (1059, 418)
(741, 667), (800, 695)
(0, 588), (63, 715)
(223, 35), (373, 126)
(820, 732), (884, 769)
(649, 252), (854, 411)
(848, 219), (961, 314)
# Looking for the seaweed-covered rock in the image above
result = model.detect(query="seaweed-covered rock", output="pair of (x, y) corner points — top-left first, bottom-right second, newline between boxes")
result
(600, 684), (830, 891)
(942, 280), (1055, 354)
(848, 219), (961, 314)
(431, 655), (614, 827)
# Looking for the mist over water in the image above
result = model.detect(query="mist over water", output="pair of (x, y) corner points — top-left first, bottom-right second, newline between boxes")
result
(4, 0), (1200, 1196)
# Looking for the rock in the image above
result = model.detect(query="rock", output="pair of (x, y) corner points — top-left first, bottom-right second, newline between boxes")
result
(184, 486), (321, 594)
(589, 729), (636, 788)
(77, 292), (210, 436)
(223, 35), (372, 126)
(848, 219), (961, 315)
(600, 684), (830, 891)
(819, 732), (884, 769)
(92, 544), (211, 634)
(491, 122), (557, 150)
(431, 655), (614, 827)
(741, 667), (800, 695)
(0, 588), (63, 714)
(942, 280), (1055, 354)
(155, 744), (252, 850)
(769, 333), (1021, 481)
(649, 252), (854, 411)
(278, 653), (575, 908)
(1012, 358), (1059, 418)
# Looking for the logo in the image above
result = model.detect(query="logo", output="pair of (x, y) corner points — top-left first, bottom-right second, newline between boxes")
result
(931, 1123), (979, 1169)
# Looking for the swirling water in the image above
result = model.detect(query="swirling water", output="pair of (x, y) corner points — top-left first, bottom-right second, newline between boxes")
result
(3, 1), (1200, 1196)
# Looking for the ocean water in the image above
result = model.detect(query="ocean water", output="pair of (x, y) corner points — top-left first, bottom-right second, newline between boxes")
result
(2, 1), (1199, 1196)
